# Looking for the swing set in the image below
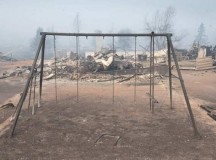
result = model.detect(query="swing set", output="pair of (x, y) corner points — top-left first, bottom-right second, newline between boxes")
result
(9, 32), (200, 138)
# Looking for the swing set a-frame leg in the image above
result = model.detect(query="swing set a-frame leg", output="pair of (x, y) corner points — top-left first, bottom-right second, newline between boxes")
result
(9, 35), (46, 137)
(167, 35), (200, 137)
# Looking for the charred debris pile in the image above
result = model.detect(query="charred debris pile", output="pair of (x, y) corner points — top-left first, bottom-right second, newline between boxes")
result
(0, 48), (168, 83)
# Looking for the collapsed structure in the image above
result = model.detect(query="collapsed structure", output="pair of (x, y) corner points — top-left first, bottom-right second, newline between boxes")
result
(0, 52), (16, 62)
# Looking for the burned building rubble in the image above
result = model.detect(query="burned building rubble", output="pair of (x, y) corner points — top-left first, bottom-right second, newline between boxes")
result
(0, 47), (168, 82)
(0, 52), (16, 62)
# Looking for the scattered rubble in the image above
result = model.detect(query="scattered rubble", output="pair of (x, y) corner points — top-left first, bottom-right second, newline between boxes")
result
(88, 48), (134, 72)
(0, 103), (15, 111)
(0, 93), (21, 137)
(196, 57), (215, 70)
(0, 65), (32, 79)
(0, 47), (177, 92)
(200, 105), (216, 121)
(0, 52), (16, 62)
(1, 48), (167, 82)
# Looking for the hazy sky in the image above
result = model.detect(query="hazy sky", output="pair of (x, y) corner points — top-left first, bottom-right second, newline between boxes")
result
(0, 0), (216, 52)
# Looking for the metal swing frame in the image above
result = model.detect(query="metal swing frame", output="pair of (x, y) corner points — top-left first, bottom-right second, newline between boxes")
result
(9, 32), (199, 137)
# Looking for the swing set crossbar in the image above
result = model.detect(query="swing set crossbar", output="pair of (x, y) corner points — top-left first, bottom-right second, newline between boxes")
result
(40, 32), (172, 37)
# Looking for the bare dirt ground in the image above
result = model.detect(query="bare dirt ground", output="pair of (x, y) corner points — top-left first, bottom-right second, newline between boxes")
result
(0, 61), (33, 103)
(178, 70), (216, 104)
(174, 60), (216, 104)
(0, 79), (24, 103)
(1, 61), (216, 159)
